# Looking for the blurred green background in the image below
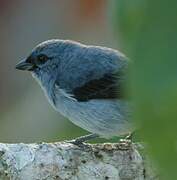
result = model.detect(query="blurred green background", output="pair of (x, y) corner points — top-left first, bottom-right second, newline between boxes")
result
(1, 0), (177, 178)
(112, 0), (177, 179)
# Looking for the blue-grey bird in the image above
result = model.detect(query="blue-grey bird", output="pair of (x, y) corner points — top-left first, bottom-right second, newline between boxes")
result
(15, 39), (132, 145)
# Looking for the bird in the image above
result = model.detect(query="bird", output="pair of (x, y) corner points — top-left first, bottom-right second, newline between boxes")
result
(15, 39), (132, 145)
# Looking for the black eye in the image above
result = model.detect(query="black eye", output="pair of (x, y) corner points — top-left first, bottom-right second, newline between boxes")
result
(37, 54), (48, 64)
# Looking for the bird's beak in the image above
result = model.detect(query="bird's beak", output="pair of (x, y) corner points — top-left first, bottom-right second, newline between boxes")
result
(15, 59), (34, 71)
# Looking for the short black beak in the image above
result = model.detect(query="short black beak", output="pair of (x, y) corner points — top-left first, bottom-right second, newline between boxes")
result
(15, 59), (34, 71)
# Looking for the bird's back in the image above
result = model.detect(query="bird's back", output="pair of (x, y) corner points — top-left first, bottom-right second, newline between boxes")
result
(55, 42), (128, 99)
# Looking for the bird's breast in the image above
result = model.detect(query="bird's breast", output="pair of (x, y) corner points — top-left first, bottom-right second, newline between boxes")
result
(51, 87), (132, 137)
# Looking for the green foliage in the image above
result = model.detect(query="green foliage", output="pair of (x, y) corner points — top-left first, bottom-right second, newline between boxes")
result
(111, 0), (177, 179)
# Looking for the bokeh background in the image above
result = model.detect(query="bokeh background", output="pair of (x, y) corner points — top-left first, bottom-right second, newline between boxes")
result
(1, 1), (177, 179)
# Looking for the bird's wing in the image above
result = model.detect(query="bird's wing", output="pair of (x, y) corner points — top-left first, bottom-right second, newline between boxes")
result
(71, 71), (125, 102)
(55, 69), (126, 102)
(55, 45), (128, 102)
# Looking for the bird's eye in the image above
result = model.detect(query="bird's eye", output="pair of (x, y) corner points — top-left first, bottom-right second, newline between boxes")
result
(37, 54), (48, 64)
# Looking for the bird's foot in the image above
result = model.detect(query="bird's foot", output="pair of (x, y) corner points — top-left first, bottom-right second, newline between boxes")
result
(66, 139), (90, 149)
(66, 134), (99, 148)
(118, 133), (134, 150)
(125, 132), (134, 141)
(118, 139), (132, 150)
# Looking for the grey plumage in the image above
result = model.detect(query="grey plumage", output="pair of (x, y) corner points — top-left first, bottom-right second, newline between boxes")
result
(16, 39), (132, 139)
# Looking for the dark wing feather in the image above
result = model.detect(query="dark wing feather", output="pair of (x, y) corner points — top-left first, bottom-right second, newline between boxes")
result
(72, 71), (125, 102)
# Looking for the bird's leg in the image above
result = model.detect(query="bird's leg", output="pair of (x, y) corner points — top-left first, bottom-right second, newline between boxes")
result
(125, 132), (134, 141)
(119, 132), (134, 144)
(118, 132), (134, 150)
(67, 133), (99, 146)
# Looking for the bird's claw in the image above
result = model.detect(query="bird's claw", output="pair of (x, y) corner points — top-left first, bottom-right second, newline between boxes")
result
(65, 134), (98, 148)
(65, 139), (91, 149)
(118, 138), (132, 150)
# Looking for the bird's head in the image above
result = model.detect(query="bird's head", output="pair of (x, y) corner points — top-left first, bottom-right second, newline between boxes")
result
(15, 39), (70, 88)
(16, 39), (62, 72)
